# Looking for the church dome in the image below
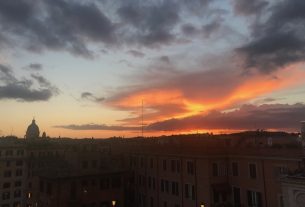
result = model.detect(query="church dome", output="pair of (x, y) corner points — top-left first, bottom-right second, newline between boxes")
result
(26, 119), (40, 139)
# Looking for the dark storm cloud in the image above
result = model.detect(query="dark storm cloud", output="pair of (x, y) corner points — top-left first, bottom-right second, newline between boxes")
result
(127, 50), (145, 58)
(0, 0), (221, 56)
(0, 64), (58, 101)
(54, 123), (140, 131)
(146, 103), (305, 131)
(0, 65), (16, 83)
(159, 56), (171, 64)
(81, 92), (105, 102)
(181, 17), (224, 39)
(181, 24), (198, 36)
(201, 18), (223, 38)
(25, 63), (43, 71)
(117, 1), (180, 47)
(237, 0), (305, 72)
(254, 97), (281, 104)
(0, 84), (53, 102)
(233, 0), (268, 16)
(0, 0), (115, 58)
(31, 74), (59, 95)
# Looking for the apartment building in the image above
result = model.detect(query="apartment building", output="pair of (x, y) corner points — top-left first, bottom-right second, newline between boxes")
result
(0, 139), (27, 207)
(0, 119), (304, 207)
(128, 134), (305, 207)
(0, 136), (128, 207)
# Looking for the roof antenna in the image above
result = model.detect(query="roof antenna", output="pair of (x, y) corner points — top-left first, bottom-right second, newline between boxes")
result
(141, 99), (144, 137)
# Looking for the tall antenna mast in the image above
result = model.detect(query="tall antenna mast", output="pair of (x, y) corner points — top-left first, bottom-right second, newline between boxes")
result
(141, 99), (144, 137)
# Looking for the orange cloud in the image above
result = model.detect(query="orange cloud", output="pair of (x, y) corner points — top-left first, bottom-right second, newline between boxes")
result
(106, 64), (305, 130)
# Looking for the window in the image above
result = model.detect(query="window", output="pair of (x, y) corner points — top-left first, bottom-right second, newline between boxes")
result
(163, 160), (167, 171)
(6, 161), (10, 167)
(16, 160), (23, 166)
(153, 177), (156, 190)
(3, 183), (10, 188)
(185, 184), (189, 198)
(40, 180), (44, 192)
(233, 187), (241, 205)
(92, 160), (97, 168)
(17, 150), (24, 156)
(138, 175), (141, 186)
(15, 181), (22, 187)
(13, 202), (21, 207)
(142, 194), (146, 206)
(165, 180), (169, 193)
(161, 179), (165, 192)
(4, 170), (12, 178)
(5, 150), (13, 156)
(213, 163), (218, 176)
(171, 160), (176, 172)
(16, 169), (23, 176)
(14, 190), (21, 198)
(141, 175), (146, 186)
(140, 157), (144, 168)
(171, 182), (179, 196)
(274, 166), (288, 177)
(150, 197), (154, 207)
(82, 161), (88, 169)
(249, 164), (257, 179)
(247, 191), (262, 207)
(148, 176), (152, 188)
(100, 178), (110, 190)
(213, 189), (220, 204)
(232, 162), (239, 176)
(111, 177), (121, 188)
(150, 158), (154, 168)
(185, 184), (195, 199)
(82, 180), (88, 187)
(191, 185), (195, 200)
(2, 192), (10, 200)
(46, 183), (53, 195)
(187, 161), (194, 175)
(70, 182), (76, 199)
(279, 194), (284, 207)
(177, 161), (181, 173)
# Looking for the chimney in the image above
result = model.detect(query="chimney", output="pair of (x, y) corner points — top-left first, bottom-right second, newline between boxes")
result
(301, 121), (305, 139)
(300, 121), (305, 147)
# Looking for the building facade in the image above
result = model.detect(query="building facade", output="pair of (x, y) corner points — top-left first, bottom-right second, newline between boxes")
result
(0, 125), (304, 207)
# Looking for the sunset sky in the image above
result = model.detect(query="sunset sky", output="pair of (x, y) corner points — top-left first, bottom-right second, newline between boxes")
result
(1, 0), (305, 138)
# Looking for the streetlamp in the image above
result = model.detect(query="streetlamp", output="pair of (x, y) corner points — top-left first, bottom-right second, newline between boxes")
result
(112, 200), (116, 207)
(200, 203), (205, 207)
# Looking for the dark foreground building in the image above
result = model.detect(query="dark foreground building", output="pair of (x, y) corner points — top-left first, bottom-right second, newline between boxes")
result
(0, 120), (304, 207)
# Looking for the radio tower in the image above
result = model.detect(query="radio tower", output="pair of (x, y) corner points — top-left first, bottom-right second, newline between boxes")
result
(141, 99), (144, 137)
